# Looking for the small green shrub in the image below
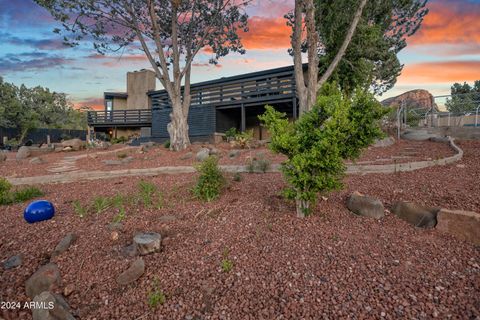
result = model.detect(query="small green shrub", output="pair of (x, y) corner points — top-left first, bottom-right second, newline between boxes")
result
(221, 258), (233, 272)
(0, 178), (43, 205)
(246, 156), (271, 173)
(193, 156), (225, 202)
(138, 180), (158, 208)
(92, 196), (110, 214)
(72, 200), (89, 218)
(225, 127), (238, 141)
(112, 206), (126, 223)
(13, 187), (44, 203)
(147, 279), (166, 309)
(111, 136), (128, 144)
(163, 140), (171, 149)
(232, 172), (242, 182)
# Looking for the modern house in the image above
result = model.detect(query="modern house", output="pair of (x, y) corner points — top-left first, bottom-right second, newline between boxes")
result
(87, 65), (301, 142)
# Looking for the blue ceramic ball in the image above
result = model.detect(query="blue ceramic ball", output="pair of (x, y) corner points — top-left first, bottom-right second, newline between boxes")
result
(24, 200), (55, 223)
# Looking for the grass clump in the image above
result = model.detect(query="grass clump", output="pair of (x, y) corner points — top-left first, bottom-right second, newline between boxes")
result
(92, 196), (110, 215)
(0, 178), (43, 205)
(192, 156), (225, 202)
(232, 172), (242, 182)
(246, 155), (271, 173)
(163, 140), (170, 149)
(147, 278), (166, 309)
(116, 152), (128, 159)
(72, 200), (89, 218)
(220, 248), (233, 272)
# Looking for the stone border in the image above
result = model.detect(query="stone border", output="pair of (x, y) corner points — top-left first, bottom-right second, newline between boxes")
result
(346, 137), (462, 174)
(7, 138), (463, 185)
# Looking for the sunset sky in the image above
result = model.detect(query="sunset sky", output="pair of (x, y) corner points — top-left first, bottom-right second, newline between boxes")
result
(0, 0), (479, 109)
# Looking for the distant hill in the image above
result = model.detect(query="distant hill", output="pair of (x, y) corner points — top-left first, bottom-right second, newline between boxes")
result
(381, 89), (439, 111)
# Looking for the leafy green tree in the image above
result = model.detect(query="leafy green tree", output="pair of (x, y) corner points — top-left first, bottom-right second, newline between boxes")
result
(259, 84), (386, 217)
(315, 0), (429, 95)
(446, 81), (480, 113)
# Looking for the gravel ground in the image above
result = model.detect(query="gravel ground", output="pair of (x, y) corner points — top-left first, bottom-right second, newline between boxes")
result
(0, 141), (478, 320)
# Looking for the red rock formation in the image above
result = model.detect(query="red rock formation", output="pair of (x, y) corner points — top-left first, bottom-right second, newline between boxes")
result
(381, 89), (439, 111)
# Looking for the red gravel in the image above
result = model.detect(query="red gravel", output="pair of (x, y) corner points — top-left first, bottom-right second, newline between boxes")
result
(0, 141), (479, 319)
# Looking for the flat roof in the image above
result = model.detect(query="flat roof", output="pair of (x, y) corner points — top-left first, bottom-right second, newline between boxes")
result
(104, 92), (128, 98)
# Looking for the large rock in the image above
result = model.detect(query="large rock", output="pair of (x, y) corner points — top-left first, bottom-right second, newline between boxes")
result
(347, 191), (384, 219)
(32, 291), (75, 320)
(0, 152), (7, 162)
(61, 139), (85, 151)
(116, 258), (145, 286)
(16, 146), (31, 160)
(381, 89), (439, 111)
(25, 263), (61, 298)
(133, 232), (161, 255)
(436, 209), (480, 245)
(51, 233), (77, 258)
(392, 201), (439, 228)
(196, 148), (210, 162)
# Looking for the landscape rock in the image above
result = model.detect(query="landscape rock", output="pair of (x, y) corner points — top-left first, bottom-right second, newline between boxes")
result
(51, 233), (77, 258)
(25, 263), (61, 298)
(180, 152), (193, 160)
(63, 284), (75, 297)
(116, 258), (145, 286)
(140, 142), (155, 152)
(196, 148), (211, 162)
(373, 137), (395, 148)
(120, 244), (138, 257)
(347, 191), (384, 219)
(3, 254), (23, 270)
(32, 291), (75, 320)
(209, 147), (220, 155)
(0, 152), (7, 162)
(436, 209), (480, 245)
(16, 146), (31, 160)
(62, 147), (73, 152)
(392, 201), (439, 228)
(30, 157), (45, 165)
(133, 232), (161, 255)
(228, 150), (240, 159)
(108, 222), (124, 231)
(61, 138), (85, 151)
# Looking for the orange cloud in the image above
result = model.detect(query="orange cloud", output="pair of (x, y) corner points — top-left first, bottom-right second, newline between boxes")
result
(409, 1), (480, 45)
(74, 98), (104, 111)
(399, 61), (480, 84)
(239, 16), (291, 50)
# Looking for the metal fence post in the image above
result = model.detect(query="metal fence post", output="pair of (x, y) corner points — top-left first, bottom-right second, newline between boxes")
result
(476, 105), (480, 127)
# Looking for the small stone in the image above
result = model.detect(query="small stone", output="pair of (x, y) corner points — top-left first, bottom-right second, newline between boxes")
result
(116, 258), (145, 286)
(133, 232), (161, 255)
(196, 148), (210, 162)
(29, 157), (45, 165)
(111, 231), (119, 241)
(209, 148), (220, 155)
(228, 150), (240, 159)
(180, 152), (193, 160)
(120, 244), (138, 257)
(16, 146), (31, 160)
(108, 222), (124, 231)
(63, 284), (75, 297)
(51, 233), (77, 258)
(3, 254), (23, 269)
(0, 152), (7, 162)
(25, 263), (61, 298)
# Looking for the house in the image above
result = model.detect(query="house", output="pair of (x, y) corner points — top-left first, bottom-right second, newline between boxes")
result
(87, 65), (301, 142)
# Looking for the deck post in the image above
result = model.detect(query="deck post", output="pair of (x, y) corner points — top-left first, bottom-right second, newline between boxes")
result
(241, 104), (246, 132)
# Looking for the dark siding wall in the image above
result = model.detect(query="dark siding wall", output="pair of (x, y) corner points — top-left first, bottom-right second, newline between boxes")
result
(216, 109), (240, 132)
(151, 106), (216, 138)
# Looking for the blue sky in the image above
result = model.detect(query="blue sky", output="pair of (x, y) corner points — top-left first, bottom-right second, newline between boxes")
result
(0, 0), (479, 109)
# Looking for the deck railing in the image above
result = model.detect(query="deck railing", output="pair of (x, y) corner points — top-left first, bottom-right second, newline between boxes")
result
(150, 68), (296, 110)
(87, 109), (152, 126)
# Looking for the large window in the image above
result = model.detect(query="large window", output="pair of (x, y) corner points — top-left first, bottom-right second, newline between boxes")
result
(106, 99), (113, 111)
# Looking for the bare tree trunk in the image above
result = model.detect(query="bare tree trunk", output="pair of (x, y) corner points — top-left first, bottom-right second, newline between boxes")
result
(295, 199), (310, 218)
(168, 98), (190, 151)
(304, 0), (319, 110)
(292, 0), (308, 115)
(316, 0), (368, 91)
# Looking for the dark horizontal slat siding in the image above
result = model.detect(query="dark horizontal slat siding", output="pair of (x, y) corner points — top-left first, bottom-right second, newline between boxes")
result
(151, 106), (216, 138)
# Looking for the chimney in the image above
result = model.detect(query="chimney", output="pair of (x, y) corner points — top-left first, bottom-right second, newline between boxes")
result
(126, 69), (156, 109)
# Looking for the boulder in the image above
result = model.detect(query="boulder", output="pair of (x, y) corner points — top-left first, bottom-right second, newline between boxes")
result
(116, 258), (145, 286)
(51, 233), (77, 258)
(228, 150), (240, 159)
(436, 209), (480, 245)
(347, 191), (384, 219)
(30, 157), (45, 165)
(32, 291), (75, 320)
(61, 139), (85, 151)
(391, 201), (439, 228)
(381, 89), (439, 111)
(133, 232), (161, 255)
(16, 146), (31, 160)
(25, 263), (61, 298)
(372, 137), (395, 148)
(180, 152), (193, 160)
(0, 152), (7, 162)
(209, 147), (220, 156)
(3, 254), (23, 270)
(196, 148), (211, 162)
